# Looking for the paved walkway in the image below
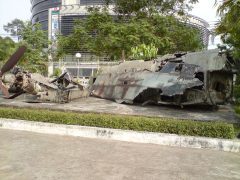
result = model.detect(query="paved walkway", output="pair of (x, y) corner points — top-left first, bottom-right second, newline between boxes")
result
(0, 96), (239, 123)
(0, 129), (240, 180)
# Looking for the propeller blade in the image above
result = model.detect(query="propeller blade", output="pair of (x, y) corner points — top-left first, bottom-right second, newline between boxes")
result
(1, 46), (26, 75)
(0, 80), (9, 98)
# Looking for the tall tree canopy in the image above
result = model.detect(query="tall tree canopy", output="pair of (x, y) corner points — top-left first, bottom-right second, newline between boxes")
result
(57, 5), (203, 61)
(216, 0), (240, 59)
(2, 19), (49, 74)
(3, 19), (25, 41)
(19, 22), (49, 73)
(106, 0), (198, 17)
(0, 36), (16, 63)
(215, 0), (240, 87)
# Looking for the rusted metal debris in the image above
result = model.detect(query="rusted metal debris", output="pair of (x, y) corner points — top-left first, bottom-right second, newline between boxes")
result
(0, 46), (27, 98)
(5, 68), (90, 103)
(92, 49), (235, 107)
(0, 47), (89, 103)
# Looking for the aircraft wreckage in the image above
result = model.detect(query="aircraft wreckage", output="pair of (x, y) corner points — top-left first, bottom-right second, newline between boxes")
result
(0, 46), (89, 103)
(92, 49), (236, 107)
(0, 47), (236, 106)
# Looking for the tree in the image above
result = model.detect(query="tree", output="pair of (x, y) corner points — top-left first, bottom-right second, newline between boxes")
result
(215, 0), (240, 88)
(58, 10), (161, 61)
(167, 20), (203, 52)
(0, 36), (16, 63)
(57, 20), (91, 57)
(215, 0), (240, 59)
(57, 3), (203, 61)
(19, 22), (49, 73)
(93, 19), (159, 61)
(148, 15), (202, 54)
(105, 0), (199, 18)
(3, 19), (25, 41)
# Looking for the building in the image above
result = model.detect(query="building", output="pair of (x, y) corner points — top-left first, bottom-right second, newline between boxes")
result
(31, 0), (61, 31)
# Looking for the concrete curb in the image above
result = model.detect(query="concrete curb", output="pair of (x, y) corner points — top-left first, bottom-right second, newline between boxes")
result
(0, 118), (239, 153)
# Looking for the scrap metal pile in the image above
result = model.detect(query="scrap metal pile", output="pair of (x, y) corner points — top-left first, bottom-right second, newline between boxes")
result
(0, 46), (89, 103)
(92, 49), (235, 107)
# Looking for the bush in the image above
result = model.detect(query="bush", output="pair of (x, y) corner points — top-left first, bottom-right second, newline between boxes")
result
(53, 68), (62, 77)
(0, 107), (235, 139)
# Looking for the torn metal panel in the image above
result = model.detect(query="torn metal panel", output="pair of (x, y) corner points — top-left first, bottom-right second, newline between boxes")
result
(0, 47), (90, 103)
(31, 73), (58, 89)
(92, 69), (203, 103)
(27, 87), (89, 103)
(0, 46), (26, 98)
(92, 49), (235, 107)
(182, 49), (232, 71)
(6, 69), (89, 103)
(103, 60), (157, 74)
(29, 72), (90, 103)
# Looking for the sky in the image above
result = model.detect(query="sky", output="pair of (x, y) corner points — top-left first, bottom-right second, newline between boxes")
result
(191, 0), (219, 25)
(0, 0), (220, 45)
(0, 0), (31, 40)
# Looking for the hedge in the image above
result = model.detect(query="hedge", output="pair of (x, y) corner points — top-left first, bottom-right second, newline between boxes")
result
(0, 107), (235, 139)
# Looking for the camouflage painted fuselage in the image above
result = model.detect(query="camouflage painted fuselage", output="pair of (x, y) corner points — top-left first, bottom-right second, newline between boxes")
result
(92, 49), (235, 106)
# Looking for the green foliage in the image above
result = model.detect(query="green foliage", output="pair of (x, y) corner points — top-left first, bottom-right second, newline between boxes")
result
(107, 0), (198, 17)
(20, 22), (47, 50)
(53, 68), (62, 77)
(0, 36), (16, 63)
(216, 0), (240, 59)
(149, 15), (203, 54)
(0, 107), (235, 139)
(57, 20), (90, 57)
(2, 20), (49, 74)
(167, 22), (203, 52)
(90, 18), (160, 60)
(58, 8), (203, 61)
(3, 19), (25, 41)
(131, 44), (158, 60)
(19, 22), (48, 74)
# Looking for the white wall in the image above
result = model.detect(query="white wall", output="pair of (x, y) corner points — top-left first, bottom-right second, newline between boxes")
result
(62, 0), (79, 5)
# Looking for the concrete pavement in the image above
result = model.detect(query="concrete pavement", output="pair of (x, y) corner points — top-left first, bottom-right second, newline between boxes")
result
(0, 129), (240, 180)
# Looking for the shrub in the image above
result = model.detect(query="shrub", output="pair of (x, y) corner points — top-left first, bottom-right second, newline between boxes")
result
(0, 107), (235, 139)
(53, 68), (62, 77)
(131, 43), (158, 60)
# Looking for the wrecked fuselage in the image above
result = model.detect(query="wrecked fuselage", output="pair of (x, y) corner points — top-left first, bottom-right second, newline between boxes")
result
(5, 69), (89, 103)
(0, 46), (89, 103)
(92, 49), (235, 107)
